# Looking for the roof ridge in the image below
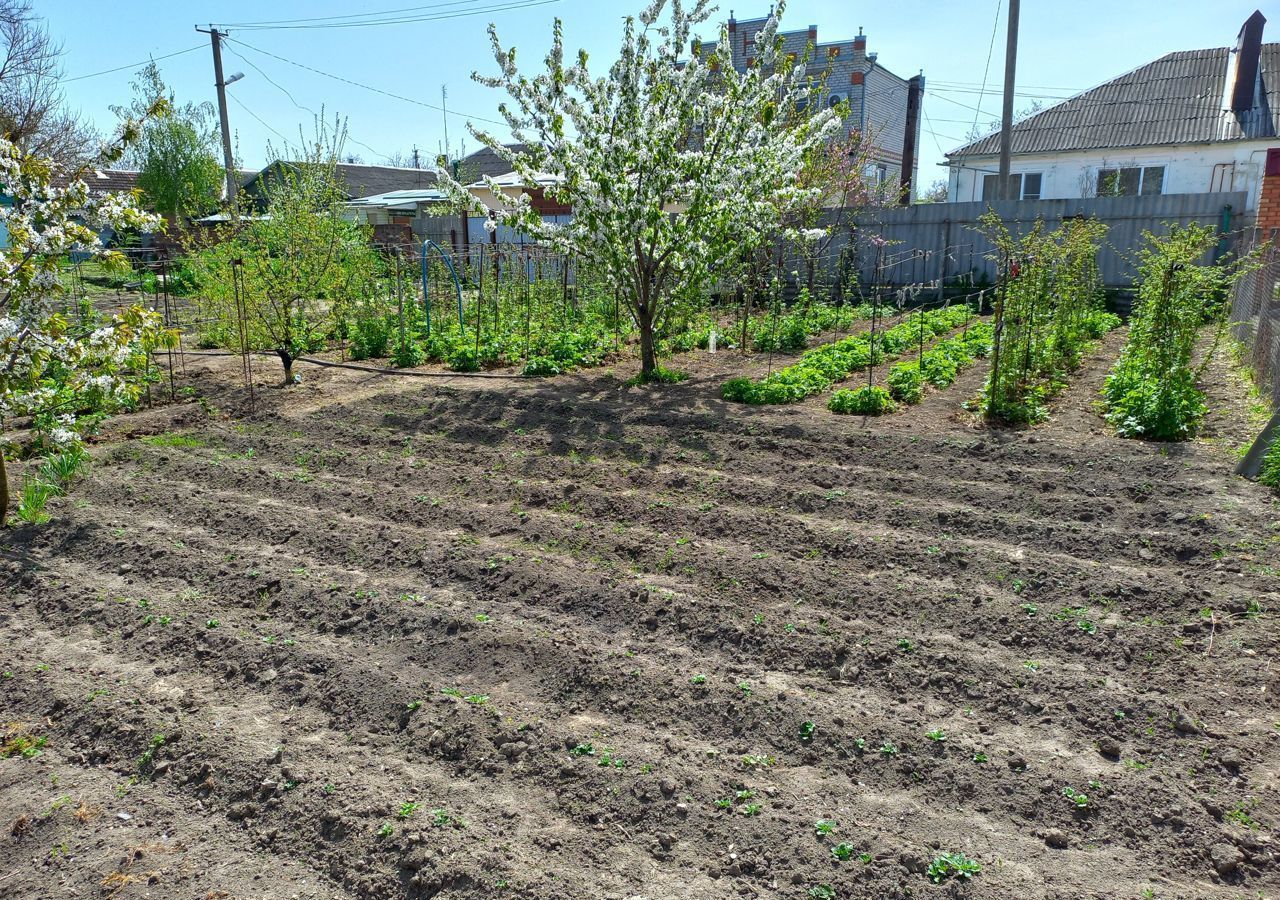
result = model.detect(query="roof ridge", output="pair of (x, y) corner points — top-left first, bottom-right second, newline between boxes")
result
(946, 41), (1279, 158)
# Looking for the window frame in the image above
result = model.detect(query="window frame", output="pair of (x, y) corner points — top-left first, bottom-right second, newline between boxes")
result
(981, 172), (1044, 201)
(1096, 165), (1165, 197)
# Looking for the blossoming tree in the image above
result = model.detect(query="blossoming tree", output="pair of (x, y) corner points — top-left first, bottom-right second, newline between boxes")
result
(0, 121), (173, 524)
(439, 0), (840, 380)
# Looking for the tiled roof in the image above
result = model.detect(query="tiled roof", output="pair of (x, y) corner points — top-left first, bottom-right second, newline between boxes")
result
(48, 168), (141, 193)
(453, 144), (530, 182)
(948, 42), (1280, 157)
(330, 163), (436, 198)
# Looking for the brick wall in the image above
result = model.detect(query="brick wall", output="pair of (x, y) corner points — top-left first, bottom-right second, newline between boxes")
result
(1261, 177), (1280, 236)
(1261, 149), (1280, 239)
(696, 15), (910, 170)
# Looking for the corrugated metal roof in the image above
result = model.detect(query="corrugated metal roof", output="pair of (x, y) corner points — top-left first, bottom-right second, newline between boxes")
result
(948, 43), (1280, 158)
(345, 188), (449, 207)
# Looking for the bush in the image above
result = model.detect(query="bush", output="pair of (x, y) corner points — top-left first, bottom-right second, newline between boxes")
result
(350, 313), (393, 360)
(1102, 224), (1238, 440)
(721, 377), (755, 402)
(886, 365), (924, 404)
(1081, 310), (1122, 339)
(446, 345), (481, 372)
(753, 314), (808, 353)
(392, 340), (424, 369)
(829, 385), (896, 415)
(523, 356), (562, 377)
(920, 351), (960, 388)
(1104, 366), (1206, 440)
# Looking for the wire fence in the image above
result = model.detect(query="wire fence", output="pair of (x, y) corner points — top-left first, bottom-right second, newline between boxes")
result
(57, 238), (1001, 399)
(1228, 232), (1280, 407)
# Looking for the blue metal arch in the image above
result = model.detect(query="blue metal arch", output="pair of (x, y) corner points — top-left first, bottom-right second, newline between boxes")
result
(420, 239), (465, 336)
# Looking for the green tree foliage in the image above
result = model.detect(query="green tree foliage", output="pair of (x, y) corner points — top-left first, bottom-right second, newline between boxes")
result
(193, 119), (380, 383)
(114, 62), (223, 222)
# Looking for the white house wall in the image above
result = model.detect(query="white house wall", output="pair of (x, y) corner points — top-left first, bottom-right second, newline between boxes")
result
(946, 139), (1279, 213)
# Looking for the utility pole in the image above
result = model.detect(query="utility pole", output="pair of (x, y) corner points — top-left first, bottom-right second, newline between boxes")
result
(441, 84), (451, 163)
(197, 26), (239, 208)
(997, 0), (1020, 200)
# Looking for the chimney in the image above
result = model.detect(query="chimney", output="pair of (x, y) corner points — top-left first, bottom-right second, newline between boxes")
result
(1231, 10), (1266, 112)
(899, 75), (925, 206)
(853, 28), (866, 54)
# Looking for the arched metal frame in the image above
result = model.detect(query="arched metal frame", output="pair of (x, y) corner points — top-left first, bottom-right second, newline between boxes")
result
(421, 239), (465, 336)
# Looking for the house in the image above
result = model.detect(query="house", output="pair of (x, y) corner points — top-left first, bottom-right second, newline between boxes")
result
(343, 145), (570, 247)
(694, 13), (924, 200)
(343, 187), (456, 247)
(461, 169), (571, 244)
(240, 161), (437, 209)
(944, 10), (1279, 217)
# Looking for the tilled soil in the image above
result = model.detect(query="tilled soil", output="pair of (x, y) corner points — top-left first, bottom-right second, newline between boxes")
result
(2, 332), (1278, 900)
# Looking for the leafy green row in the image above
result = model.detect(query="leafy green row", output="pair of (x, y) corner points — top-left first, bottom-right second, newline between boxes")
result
(886, 322), (995, 405)
(721, 304), (976, 405)
(662, 294), (879, 355)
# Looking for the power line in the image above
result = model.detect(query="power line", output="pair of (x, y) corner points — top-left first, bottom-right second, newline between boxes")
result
(921, 106), (951, 156)
(971, 0), (1002, 144)
(222, 46), (397, 163)
(226, 36), (508, 127)
(219, 0), (484, 28)
(930, 79), (1083, 93)
(62, 45), (204, 82)
(212, 0), (560, 31)
(226, 91), (291, 145)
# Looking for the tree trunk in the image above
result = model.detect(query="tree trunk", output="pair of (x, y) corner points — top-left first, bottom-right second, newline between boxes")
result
(278, 350), (294, 385)
(638, 305), (658, 378)
(0, 451), (9, 528)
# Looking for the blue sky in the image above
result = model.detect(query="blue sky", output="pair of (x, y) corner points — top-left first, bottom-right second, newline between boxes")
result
(44, 0), (1268, 194)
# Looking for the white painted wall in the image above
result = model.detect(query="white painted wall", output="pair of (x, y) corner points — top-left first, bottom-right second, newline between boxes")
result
(945, 139), (1279, 213)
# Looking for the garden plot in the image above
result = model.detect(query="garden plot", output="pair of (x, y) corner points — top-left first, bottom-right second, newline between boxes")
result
(1, 337), (1278, 900)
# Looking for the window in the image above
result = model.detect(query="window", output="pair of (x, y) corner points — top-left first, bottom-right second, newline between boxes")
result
(982, 172), (1043, 201)
(1096, 165), (1164, 197)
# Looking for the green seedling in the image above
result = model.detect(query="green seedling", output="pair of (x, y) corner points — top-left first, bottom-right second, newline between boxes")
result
(831, 842), (856, 861)
(1062, 786), (1089, 809)
(798, 721), (816, 743)
(927, 852), (981, 883)
(814, 819), (836, 836)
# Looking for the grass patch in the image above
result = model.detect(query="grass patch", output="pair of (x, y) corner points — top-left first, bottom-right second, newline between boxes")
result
(141, 433), (206, 449)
